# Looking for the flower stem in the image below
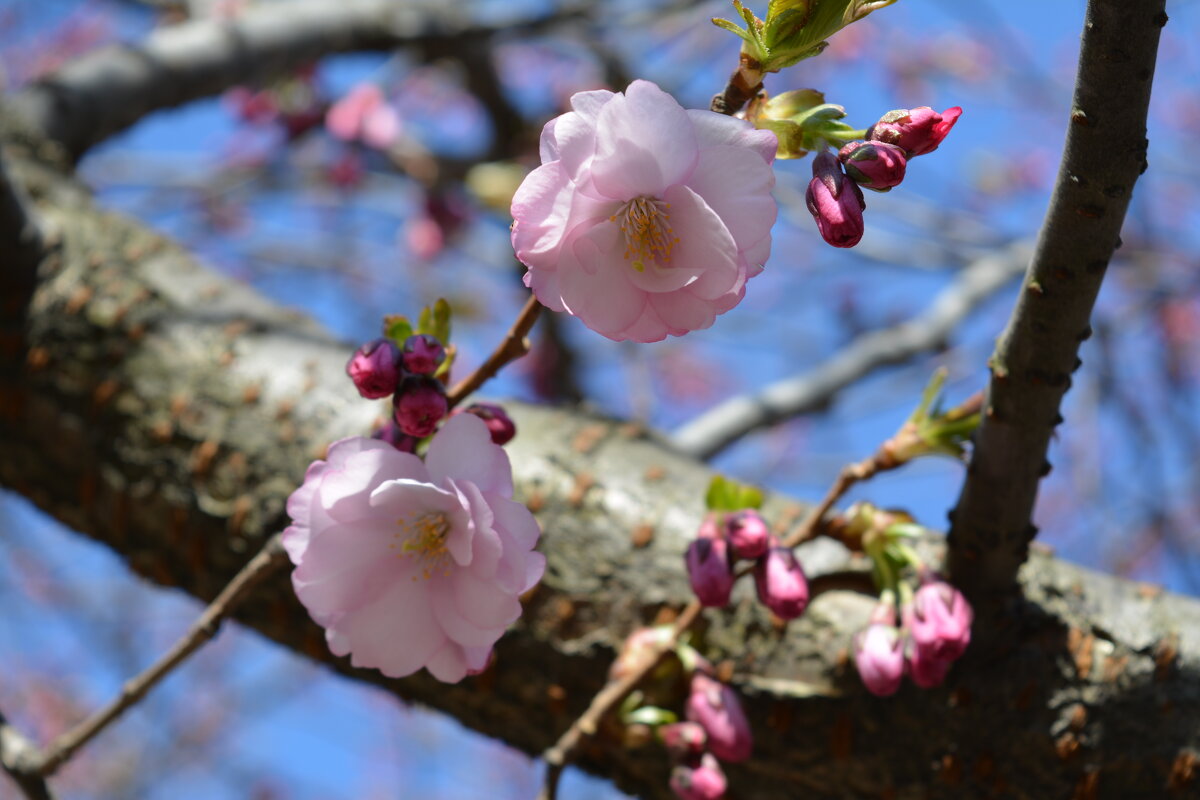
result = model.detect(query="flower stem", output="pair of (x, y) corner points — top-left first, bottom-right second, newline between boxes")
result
(446, 294), (541, 408)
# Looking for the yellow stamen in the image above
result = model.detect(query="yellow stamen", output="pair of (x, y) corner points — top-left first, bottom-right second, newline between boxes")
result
(611, 197), (678, 270)
(393, 511), (452, 581)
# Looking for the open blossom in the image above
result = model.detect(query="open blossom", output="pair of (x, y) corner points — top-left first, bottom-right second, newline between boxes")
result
(282, 414), (544, 683)
(511, 80), (777, 342)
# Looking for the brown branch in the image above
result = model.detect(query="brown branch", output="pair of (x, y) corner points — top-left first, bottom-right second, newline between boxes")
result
(0, 711), (54, 800)
(947, 0), (1168, 601)
(446, 294), (541, 408)
(31, 535), (287, 777)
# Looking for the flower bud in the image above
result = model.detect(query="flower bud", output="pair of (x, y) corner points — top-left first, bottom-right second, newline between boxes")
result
(806, 151), (866, 248)
(867, 106), (962, 157)
(459, 402), (516, 445)
(669, 753), (727, 800)
(854, 604), (905, 696)
(905, 577), (973, 662)
(907, 644), (952, 689)
(685, 537), (734, 608)
(838, 140), (908, 191)
(393, 377), (448, 438)
(685, 673), (752, 763)
(753, 542), (809, 620)
(371, 421), (417, 453)
(660, 721), (707, 763)
(401, 334), (447, 375)
(346, 338), (401, 399)
(725, 510), (770, 560)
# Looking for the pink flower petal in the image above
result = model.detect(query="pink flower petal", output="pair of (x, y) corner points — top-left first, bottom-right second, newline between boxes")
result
(686, 144), (777, 259)
(362, 104), (401, 150)
(335, 576), (445, 678)
(424, 414), (513, 496)
(431, 577), (515, 648)
(424, 641), (472, 683)
(651, 290), (717, 334)
(686, 109), (777, 164)
(659, 184), (739, 301)
(591, 80), (698, 200)
(318, 448), (428, 521)
(559, 226), (648, 337)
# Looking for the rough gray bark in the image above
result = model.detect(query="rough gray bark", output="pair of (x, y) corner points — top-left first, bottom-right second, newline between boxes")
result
(1, 118), (1199, 800)
(947, 0), (1168, 600)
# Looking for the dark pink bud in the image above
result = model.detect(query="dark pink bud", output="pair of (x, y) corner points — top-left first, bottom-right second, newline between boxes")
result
(725, 510), (770, 560)
(685, 537), (734, 608)
(346, 338), (401, 399)
(839, 140), (908, 191)
(905, 578), (973, 662)
(461, 402), (516, 445)
(371, 420), (417, 453)
(867, 106), (962, 157)
(685, 673), (752, 763)
(669, 753), (727, 800)
(393, 377), (448, 438)
(806, 151), (866, 248)
(402, 334), (446, 375)
(753, 543), (809, 620)
(854, 608), (905, 697)
(906, 643), (952, 689)
(660, 721), (707, 763)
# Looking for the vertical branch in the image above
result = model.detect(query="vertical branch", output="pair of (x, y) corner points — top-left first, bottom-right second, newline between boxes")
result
(0, 146), (46, 426)
(947, 0), (1168, 599)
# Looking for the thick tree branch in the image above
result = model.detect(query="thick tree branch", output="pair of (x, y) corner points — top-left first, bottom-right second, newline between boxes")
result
(10, 0), (579, 162)
(2, 127), (1199, 799)
(947, 0), (1167, 600)
(672, 243), (1029, 459)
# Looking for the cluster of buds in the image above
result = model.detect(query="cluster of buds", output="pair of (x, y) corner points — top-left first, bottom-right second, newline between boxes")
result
(853, 575), (973, 696)
(806, 105), (961, 248)
(685, 510), (809, 622)
(664, 670), (754, 800)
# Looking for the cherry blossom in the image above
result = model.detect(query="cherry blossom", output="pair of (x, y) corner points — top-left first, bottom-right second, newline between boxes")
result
(283, 414), (544, 683)
(511, 80), (777, 342)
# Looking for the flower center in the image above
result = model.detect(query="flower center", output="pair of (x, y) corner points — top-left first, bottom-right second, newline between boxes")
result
(391, 510), (452, 580)
(612, 196), (679, 273)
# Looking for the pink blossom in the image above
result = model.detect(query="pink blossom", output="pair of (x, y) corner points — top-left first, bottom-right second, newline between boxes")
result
(326, 84), (401, 150)
(282, 414), (544, 683)
(905, 578), (973, 662)
(685, 673), (753, 763)
(669, 753), (727, 800)
(854, 618), (906, 697)
(510, 80), (777, 342)
(867, 106), (962, 157)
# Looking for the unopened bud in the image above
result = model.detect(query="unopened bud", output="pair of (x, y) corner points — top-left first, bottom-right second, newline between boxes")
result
(806, 151), (866, 248)
(753, 542), (809, 620)
(907, 643), (952, 689)
(402, 334), (447, 375)
(459, 402), (516, 445)
(905, 577), (973, 662)
(725, 510), (770, 560)
(393, 377), (448, 438)
(685, 537), (734, 608)
(853, 604), (905, 697)
(371, 421), (417, 453)
(867, 106), (962, 157)
(660, 721), (707, 763)
(669, 753), (727, 800)
(685, 673), (752, 763)
(839, 140), (908, 191)
(346, 338), (401, 399)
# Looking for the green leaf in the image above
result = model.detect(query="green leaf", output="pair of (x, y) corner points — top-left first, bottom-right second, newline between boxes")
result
(759, 119), (808, 159)
(431, 297), (452, 344)
(623, 706), (679, 727)
(705, 475), (764, 511)
(711, 16), (755, 45)
(382, 315), (413, 346)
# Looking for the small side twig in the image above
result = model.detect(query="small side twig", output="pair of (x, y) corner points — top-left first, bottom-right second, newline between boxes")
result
(0, 711), (54, 800)
(537, 601), (703, 800)
(31, 535), (287, 777)
(446, 294), (541, 408)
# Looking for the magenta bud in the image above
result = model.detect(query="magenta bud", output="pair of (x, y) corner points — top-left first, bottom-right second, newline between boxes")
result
(460, 402), (516, 445)
(806, 151), (866, 248)
(669, 753), (727, 800)
(867, 106), (962, 157)
(839, 140), (908, 191)
(905, 578), (973, 663)
(854, 614), (906, 697)
(907, 644), (952, 689)
(401, 334), (447, 375)
(371, 421), (417, 453)
(659, 721), (707, 763)
(392, 376), (448, 438)
(725, 510), (770, 560)
(753, 543), (809, 621)
(685, 537), (734, 608)
(346, 338), (401, 399)
(685, 673), (752, 763)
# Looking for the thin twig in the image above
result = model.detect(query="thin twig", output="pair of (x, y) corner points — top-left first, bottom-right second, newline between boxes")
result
(672, 244), (1028, 460)
(0, 711), (54, 800)
(31, 535), (287, 777)
(538, 600), (703, 800)
(446, 294), (541, 408)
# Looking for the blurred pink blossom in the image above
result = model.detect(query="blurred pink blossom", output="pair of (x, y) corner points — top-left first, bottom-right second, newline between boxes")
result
(327, 84), (402, 150)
